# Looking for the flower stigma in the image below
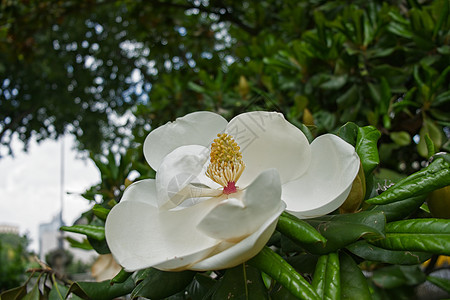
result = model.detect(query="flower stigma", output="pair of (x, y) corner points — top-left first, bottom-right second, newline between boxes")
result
(206, 133), (245, 194)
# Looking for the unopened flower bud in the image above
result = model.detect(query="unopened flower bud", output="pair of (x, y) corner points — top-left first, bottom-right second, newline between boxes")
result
(427, 185), (450, 219)
(340, 163), (365, 214)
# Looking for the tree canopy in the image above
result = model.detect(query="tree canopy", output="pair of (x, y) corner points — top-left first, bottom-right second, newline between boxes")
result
(1, 0), (448, 164)
(1, 1), (450, 299)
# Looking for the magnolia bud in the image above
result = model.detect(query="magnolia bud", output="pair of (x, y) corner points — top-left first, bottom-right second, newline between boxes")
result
(340, 163), (366, 214)
(427, 185), (450, 219)
(238, 75), (250, 99)
(303, 108), (314, 126)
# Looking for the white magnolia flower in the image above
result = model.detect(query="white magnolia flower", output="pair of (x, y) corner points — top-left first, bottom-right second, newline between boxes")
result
(105, 111), (360, 272)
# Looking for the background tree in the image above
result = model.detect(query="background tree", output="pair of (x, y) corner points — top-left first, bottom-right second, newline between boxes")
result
(2, 0), (448, 166)
(1, 1), (450, 299)
(0, 232), (32, 292)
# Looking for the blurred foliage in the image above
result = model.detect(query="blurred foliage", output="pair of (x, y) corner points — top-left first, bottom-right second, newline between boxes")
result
(0, 233), (31, 292)
(1, 0), (450, 299)
(1, 0), (448, 164)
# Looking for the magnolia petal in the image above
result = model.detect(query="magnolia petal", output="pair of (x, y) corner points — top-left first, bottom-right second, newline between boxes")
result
(91, 254), (121, 282)
(197, 169), (282, 241)
(282, 134), (360, 218)
(144, 111), (228, 171)
(120, 179), (158, 207)
(225, 111), (311, 186)
(156, 145), (221, 209)
(190, 202), (285, 271)
(105, 197), (220, 272)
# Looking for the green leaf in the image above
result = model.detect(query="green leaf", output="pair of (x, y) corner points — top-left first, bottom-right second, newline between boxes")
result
(65, 237), (93, 251)
(336, 122), (359, 146)
(131, 268), (195, 299)
(356, 126), (381, 177)
(311, 255), (327, 297)
(107, 151), (119, 180)
(434, 90), (450, 106)
(285, 253), (320, 275)
(249, 247), (320, 300)
(302, 211), (385, 254)
(60, 224), (105, 241)
(418, 118), (442, 158)
(87, 236), (110, 254)
(390, 131), (411, 146)
(347, 240), (431, 265)
(366, 156), (450, 205)
(289, 119), (314, 143)
(49, 282), (70, 300)
(371, 218), (450, 255)
(336, 84), (359, 107)
(339, 252), (371, 300)
(69, 276), (135, 300)
(427, 275), (450, 293)
(269, 283), (299, 300)
(424, 134), (436, 158)
(110, 268), (133, 284)
(277, 212), (327, 245)
(0, 285), (28, 300)
(187, 81), (206, 93)
(22, 282), (41, 300)
(92, 204), (110, 221)
(371, 265), (426, 289)
(319, 75), (348, 90)
(312, 253), (340, 300)
(212, 264), (269, 299)
(185, 273), (216, 299)
(369, 194), (427, 222)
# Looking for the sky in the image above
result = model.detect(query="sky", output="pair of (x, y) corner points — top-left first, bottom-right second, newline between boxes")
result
(0, 135), (100, 252)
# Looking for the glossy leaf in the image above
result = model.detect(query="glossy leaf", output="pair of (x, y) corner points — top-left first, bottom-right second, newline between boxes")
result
(131, 268), (195, 299)
(369, 194), (427, 222)
(339, 252), (371, 300)
(371, 219), (450, 255)
(87, 236), (110, 254)
(356, 126), (381, 177)
(336, 122), (359, 146)
(418, 119), (442, 158)
(366, 156), (450, 205)
(212, 264), (268, 299)
(60, 224), (105, 241)
(22, 282), (40, 300)
(185, 273), (216, 299)
(277, 212), (327, 245)
(111, 268), (133, 284)
(92, 204), (110, 221)
(0, 284), (27, 300)
(249, 247), (320, 300)
(390, 131), (411, 146)
(312, 253), (340, 300)
(371, 265), (426, 289)
(285, 253), (320, 275)
(347, 240), (431, 265)
(69, 277), (135, 300)
(269, 283), (299, 300)
(49, 282), (70, 300)
(65, 236), (93, 251)
(301, 211), (385, 254)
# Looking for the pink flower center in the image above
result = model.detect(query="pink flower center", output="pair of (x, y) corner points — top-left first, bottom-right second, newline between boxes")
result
(223, 181), (237, 195)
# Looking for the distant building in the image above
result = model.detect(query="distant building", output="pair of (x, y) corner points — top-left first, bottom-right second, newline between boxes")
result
(0, 224), (20, 235)
(39, 214), (96, 264)
(38, 214), (63, 260)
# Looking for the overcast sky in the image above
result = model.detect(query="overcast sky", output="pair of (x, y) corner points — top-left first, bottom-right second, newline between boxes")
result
(0, 135), (100, 252)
